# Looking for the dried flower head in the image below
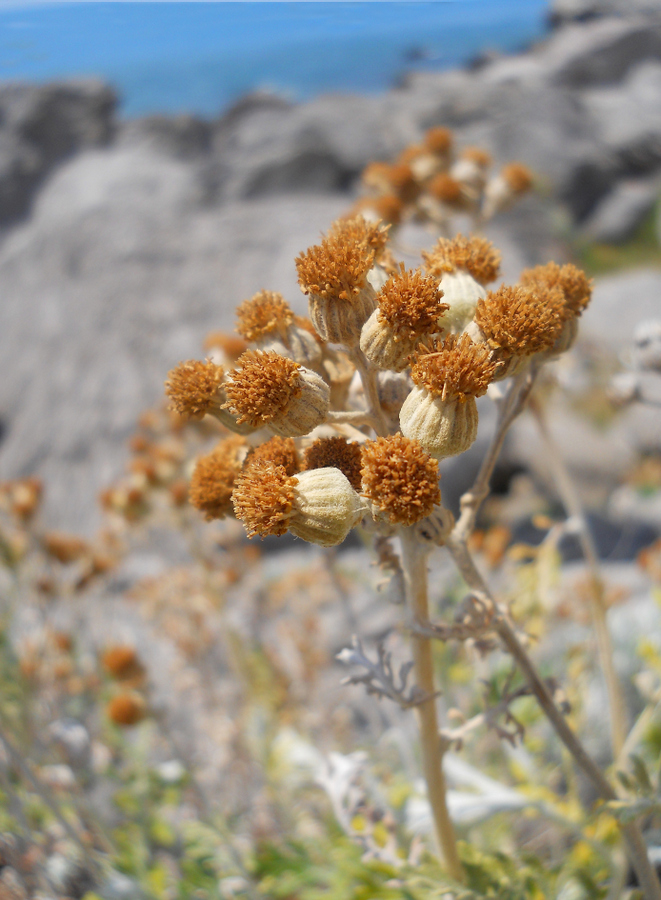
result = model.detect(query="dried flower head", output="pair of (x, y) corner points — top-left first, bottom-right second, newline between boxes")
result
(361, 434), (440, 526)
(427, 173), (464, 206)
(303, 436), (363, 490)
(501, 162), (533, 194)
(0, 477), (43, 520)
(107, 692), (147, 727)
(235, 290), (295, 342)
(232, 460), (297, 537)
(411, 334), (497, 401)
(202, 331), (248, 360)
(244, 436), (300, 478)
(102, 646), (144, 682)
(424, 127), (453, 155)
(520, 261), (593, 318)
(329, 215), (390, 258)
(422, 234), (501, 284)
(189, 435), (247, 520)
(296, 226), (376, 306)
(43, 532), (89, 564)
(475, 284), (566, 357)
(224, 351), (301, 426)
(461, 147), (492, 167)
(376, 266), (448, 340)
(165, 359), (224, 419)
(353, 194), (404, 226)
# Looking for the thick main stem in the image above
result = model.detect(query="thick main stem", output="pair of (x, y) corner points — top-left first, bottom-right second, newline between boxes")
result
(530, 399), (627, 760)
(400, 528), (464, 882)
(444, 534), (661, 900)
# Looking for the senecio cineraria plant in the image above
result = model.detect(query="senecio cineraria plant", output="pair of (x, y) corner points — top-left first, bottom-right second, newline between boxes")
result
(165, 220), (661, 897)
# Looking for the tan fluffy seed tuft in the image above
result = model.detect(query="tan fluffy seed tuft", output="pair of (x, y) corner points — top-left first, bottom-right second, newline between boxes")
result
(329, 215), (390, 257)
(224, 351), (301, 426)
(232, 460), (298, 538)
(107, 692), (147, 727)
(165, 359), (224, 419)
(501, 162), (533, 194)
(475, 284), (566, 356)
(411, 334), (497, 401)
(303, 437), (363, 490)
(244, 436), (300, 478)
(202, 332), (248, 360)
(427, 173), (464, 205)
(361, 434), (440, 526)
(520, 261), (593, 318)
(422, 234), (501, 284)
(296, 224), (377, 305)
(424, 127), (453, 155)
(376, 266), (448, 340)
(461, 147), (492, 167)
(235, 290), (294, 342)
(189, 435), (247, 520)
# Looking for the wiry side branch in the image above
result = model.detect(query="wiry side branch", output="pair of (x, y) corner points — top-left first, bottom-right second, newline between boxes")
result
(336, 636), (432, 708)
(409, 590), (495, 644)
(441, 675), (532, 751)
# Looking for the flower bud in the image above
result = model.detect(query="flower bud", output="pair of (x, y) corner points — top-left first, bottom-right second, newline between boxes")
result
(224, 350), (330, 437)
(232, 460), (364, 547)
(400, 335), (496, 459)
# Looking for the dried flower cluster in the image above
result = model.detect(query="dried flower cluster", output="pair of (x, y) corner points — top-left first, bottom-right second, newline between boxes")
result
(350, 126), (534, 231)
(164, 205), (591, 549)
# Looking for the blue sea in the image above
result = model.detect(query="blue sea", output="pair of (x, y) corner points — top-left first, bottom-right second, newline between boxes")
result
(0, 2), (549, 118)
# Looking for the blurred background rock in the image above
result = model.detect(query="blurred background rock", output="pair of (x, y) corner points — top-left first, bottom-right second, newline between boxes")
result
(1, 0), (661, 532)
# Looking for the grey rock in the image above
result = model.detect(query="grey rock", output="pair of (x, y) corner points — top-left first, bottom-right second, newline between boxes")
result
(549, 0), (661, 26)
(0, 80), (116, 225)
(581, 268), (661, 347)
(580, 176), (659, 242)
(117, 113), (212, 160)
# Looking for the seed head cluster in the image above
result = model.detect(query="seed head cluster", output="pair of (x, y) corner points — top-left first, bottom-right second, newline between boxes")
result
(244, 436), (300, 478)
(376, 267), (448, 340)
(520, 261), (593, 318)
(236, 290), (294, 342)
(224, 350), (302, 426)
(361, 434), (440, 526)
(296, 223), (377, 305)
(411, 334), (497, 402)
(189, 435), (246, 520)
(303, 437), (363, 490)
(475, 284), (566, 357)
(423, 234), (501, 284)
(165, 359), (224, 419)
(232, 460), (298, 538)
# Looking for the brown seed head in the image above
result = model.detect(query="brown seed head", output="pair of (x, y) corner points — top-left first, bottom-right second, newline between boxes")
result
(424, 127), (454, 155)
(422, 234), (501, 284)
(397, 144), (426, 165)
(244, 436), (300, 478)
(43, 532), (89, 564)
(102, 646), (143, 681)
(475, 284), (566, 356)
(411, 334), (497, 401)
(501, 162), (533, 194)
(235, 290), (295, 342)
(107, 692), (147, 727)
(303, 437), (363, 490)
(427, 173), (464, 206)
(189, 435), (247, 520)
(329, 215), (390, 258)
(376, 266), (448, 340)
(361, 434), (440, 526)
(232, 460), (298, 538)
(353, 193), (404, 226)
(296, 223), (377, 305)
(461, 147), (492, 167)
(165, 359), (224, 419)
(520, 261), (593, 318)
(224, 350), (301, 426)
(202, 331), (248, 360)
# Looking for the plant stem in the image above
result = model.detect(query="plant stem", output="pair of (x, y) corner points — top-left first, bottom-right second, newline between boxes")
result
(399, 527), (464, 882)
(349, 346), (390, 436)
(453, 367), (538, 542)
(529, 398), (627, 760)
(444, 533), (661, 900)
